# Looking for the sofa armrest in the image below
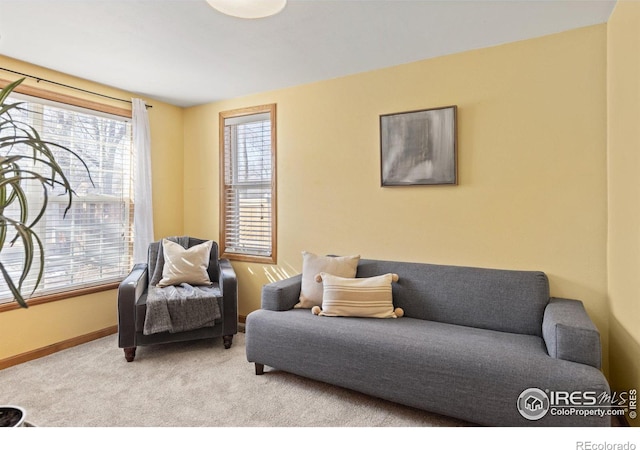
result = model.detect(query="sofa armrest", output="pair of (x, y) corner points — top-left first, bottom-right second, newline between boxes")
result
(218, 258), (238, 336)
(261, 274), (303, 311)
(542, 298), (602, 369)
(117, 263), (148, 348)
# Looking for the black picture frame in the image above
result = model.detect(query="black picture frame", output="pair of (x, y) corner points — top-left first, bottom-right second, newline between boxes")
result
(380, 105), (457, 186)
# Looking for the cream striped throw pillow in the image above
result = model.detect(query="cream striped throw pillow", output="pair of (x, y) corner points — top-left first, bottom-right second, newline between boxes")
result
(315, 272), (399, 318)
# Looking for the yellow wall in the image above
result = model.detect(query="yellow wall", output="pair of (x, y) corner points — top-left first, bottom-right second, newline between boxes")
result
(184, 25), (610, 372)
(607, 0), (640, 427)
(0, 55), (185, 360)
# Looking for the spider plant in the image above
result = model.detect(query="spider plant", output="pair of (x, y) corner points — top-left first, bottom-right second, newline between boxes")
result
(0, 78), (92, 308)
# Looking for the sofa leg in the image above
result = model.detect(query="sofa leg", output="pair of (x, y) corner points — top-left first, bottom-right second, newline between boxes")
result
(255, 363), (264, 375)
(124, 347), (136, 362)
(223, 335), (233, 349)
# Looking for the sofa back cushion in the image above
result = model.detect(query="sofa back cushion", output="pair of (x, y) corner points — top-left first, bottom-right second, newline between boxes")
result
(355, 259), (549, 336)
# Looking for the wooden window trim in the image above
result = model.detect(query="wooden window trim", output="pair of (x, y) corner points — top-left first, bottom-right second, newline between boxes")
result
(0, 77), (132, 309)
(0, 282), (120, 312)
(219, 104), (277, 264)
(0, 78), (132, 118)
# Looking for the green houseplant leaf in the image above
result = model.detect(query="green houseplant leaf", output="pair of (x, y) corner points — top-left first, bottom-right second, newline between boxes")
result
(0, 78), (92, 308)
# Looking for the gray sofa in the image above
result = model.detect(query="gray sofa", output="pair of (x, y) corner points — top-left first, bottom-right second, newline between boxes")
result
(245, 258), (611, 426)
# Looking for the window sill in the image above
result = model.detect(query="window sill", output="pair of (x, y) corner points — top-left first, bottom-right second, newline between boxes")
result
(221, 252), (276, 265)
(0, 282), (121, 313)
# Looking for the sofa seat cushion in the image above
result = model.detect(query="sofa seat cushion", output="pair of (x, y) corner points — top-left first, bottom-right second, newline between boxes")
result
(246, 309), (609, 426)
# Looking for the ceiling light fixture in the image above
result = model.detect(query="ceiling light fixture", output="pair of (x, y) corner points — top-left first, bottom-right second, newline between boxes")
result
(206, 0), (287, 19)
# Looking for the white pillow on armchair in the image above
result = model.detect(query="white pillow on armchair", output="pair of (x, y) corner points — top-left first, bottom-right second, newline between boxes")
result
(157, 239), (213, 287)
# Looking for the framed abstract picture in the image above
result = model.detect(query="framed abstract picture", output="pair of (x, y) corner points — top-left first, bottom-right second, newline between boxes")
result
(380, 105), (457, 186)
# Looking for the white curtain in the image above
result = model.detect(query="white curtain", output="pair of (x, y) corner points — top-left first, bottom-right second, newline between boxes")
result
(132, 98), (154, 263)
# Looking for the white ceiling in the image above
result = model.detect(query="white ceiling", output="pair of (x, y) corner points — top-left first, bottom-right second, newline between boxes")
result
(0, 0), (616, 107)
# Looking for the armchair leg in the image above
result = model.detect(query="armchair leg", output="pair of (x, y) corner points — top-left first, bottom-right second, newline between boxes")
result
(255, 363), (264, 375)
(223, 335), (233, 349)
(124, 347), (136, 362)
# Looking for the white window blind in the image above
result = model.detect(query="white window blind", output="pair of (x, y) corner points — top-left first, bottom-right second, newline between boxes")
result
(222, 107), (276, 262)
(0, 93), (133, 303)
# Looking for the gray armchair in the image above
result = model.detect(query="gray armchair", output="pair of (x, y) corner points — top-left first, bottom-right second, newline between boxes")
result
(117, 237), (237, 362)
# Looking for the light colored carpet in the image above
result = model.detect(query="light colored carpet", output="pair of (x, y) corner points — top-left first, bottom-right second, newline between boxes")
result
(0, 332), (471, 427)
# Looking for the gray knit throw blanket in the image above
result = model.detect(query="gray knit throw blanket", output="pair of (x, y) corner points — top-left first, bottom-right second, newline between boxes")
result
(143, 283), (221, 335)
(143, 236), (221, 335)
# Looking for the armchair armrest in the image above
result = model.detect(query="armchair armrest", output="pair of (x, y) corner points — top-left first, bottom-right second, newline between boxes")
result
(542, 298), (602, 369)
(261, 274), (303, 311)
(117, 263), (148, 348)
(218, 258), (238, 336)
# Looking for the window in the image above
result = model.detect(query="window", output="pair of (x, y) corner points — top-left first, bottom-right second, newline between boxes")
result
(220, 104), (277, 263)
(0, 91), (133, 304)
